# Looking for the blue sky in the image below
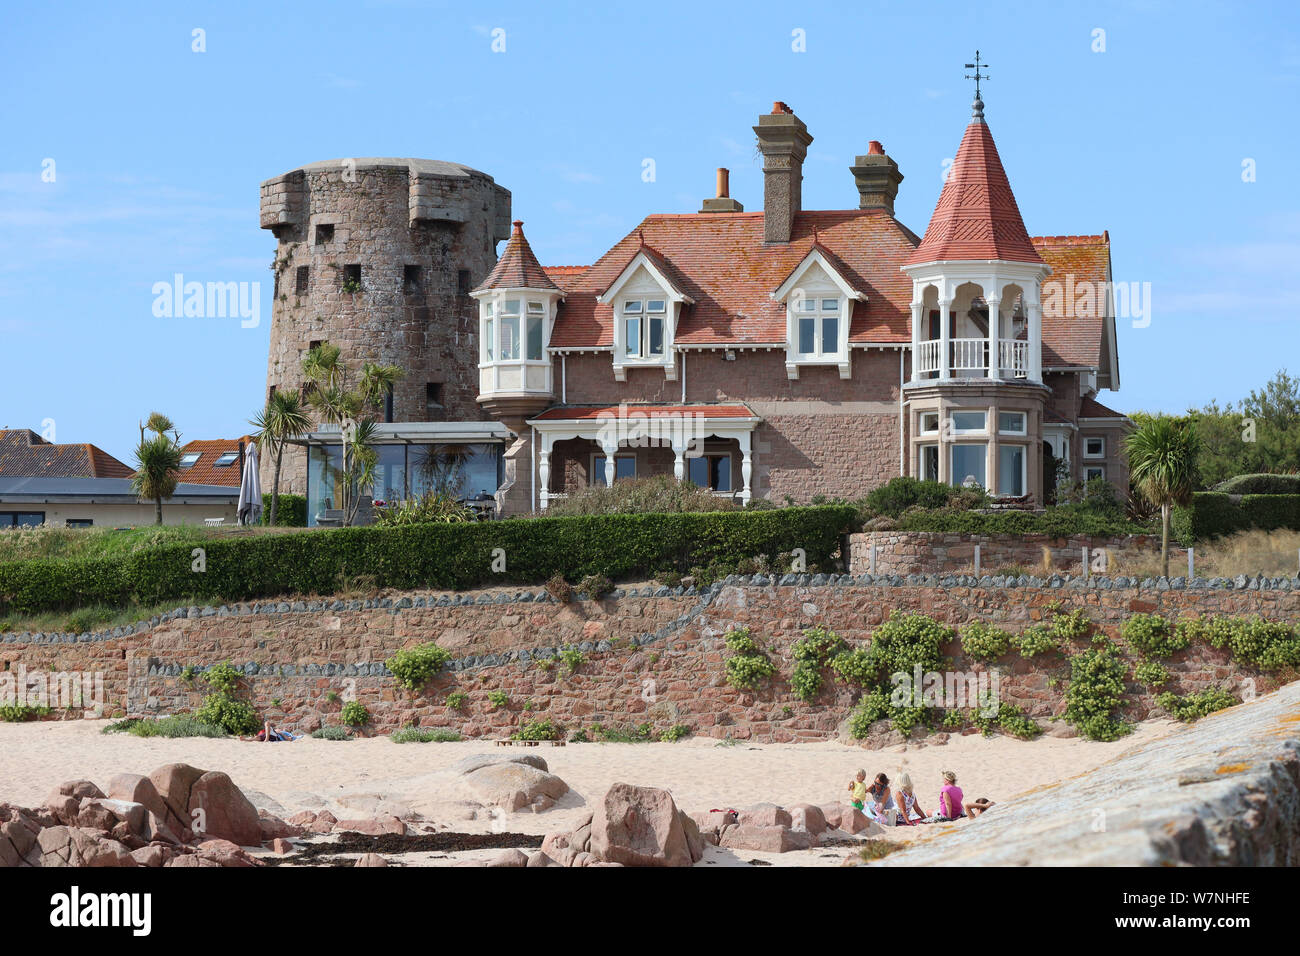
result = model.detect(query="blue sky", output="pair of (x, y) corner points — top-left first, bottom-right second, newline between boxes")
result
(2, 0), (1298, 463)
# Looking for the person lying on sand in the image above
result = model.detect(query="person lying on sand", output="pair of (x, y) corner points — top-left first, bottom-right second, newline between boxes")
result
(894, 773), (929, 825)
(242, 721), (298, 742)
(965, 796), (995, 818)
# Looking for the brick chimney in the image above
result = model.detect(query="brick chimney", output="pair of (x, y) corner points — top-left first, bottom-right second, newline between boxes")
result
(850, 140), (904, 215)
(700, 167), (744, 213)
(753, 102), (812, 243)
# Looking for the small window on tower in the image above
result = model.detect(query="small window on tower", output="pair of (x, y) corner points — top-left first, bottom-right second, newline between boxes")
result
(457, 270), (472, 295)
(404, 265), (422, 294)
(342, 264), (362, 292)
(314, 224), (334, 245)
(295, 266), (309, 295)
(425, 383), (445, 421)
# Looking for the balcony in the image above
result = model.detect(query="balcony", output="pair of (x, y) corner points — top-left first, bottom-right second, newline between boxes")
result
(914, 337), (1032, 380)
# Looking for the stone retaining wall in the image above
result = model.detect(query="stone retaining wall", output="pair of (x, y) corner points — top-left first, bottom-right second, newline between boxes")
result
(849, 531), (1187, 577)
(3, 573), (1297, 744)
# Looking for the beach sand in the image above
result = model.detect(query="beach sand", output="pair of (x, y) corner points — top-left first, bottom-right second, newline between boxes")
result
(0, 718), (1179, 865)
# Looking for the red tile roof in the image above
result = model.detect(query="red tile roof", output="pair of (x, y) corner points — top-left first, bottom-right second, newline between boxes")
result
(1078, 396), (1129, 420)
(905, 122), (1044, 266)
(0, 429), (133, 479)
(531, 403), (756, 421)
(548, 209), (920, 349)
(177, 436), (254, 487)
(1032, 234), (1111, 369)
(474, 221), (561, 293)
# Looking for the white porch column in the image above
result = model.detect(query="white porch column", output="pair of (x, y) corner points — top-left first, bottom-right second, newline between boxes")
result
(937, 296), (952, 380)
(672, 439), (686, 481)
(910, 300), (924, 382)
(1027, 297), (1043, 383)
(738, 431), (753, 505)
(985, 295), (1001, 379)
(601, 440), (617, 488)
(537, 436), (552, 510)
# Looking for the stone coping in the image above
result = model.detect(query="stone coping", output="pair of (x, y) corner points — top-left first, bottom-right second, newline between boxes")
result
(4, 570), (1298, 651)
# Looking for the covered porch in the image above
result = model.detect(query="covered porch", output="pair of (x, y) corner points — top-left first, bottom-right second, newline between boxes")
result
(526, 404), (762, 509)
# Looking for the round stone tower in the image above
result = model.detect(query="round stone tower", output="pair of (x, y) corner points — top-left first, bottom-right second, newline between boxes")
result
(259, 158), (512, 494)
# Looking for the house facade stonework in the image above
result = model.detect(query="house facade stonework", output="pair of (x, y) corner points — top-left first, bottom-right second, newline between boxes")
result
(262, 97), (1129, 519)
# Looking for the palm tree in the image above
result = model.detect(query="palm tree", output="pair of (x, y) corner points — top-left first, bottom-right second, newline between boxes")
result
(250, 391), (313, 525)
(1125, 417), (1201, 577)
(301, 342), (344, 390)
(131, 412), (183, 525)
(359, 362), (404, 421)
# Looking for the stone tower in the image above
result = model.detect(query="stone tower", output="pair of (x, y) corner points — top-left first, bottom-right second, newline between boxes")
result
(259, 158), (512, 494)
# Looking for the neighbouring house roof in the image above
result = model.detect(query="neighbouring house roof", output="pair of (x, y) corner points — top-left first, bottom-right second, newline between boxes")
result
(530, 403), (758, 422)
(0, 475), (238, 503)
(474, 221), (562, 293)
(905, 121), (1044, 266)
(0, 429), (133, 479)
(177, 436), (254, 487)
(1078, 396), (1130, 422)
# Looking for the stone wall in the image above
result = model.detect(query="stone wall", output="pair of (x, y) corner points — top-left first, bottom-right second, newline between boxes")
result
(3, 575), (1296, 744)
(849, 531), (1185, 577)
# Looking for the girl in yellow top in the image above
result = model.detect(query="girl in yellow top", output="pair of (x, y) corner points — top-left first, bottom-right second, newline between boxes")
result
(848, 769), (868, 810)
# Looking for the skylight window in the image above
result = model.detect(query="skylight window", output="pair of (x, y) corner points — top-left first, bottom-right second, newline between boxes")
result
(213, 452), (239, 467)
(180, 452), (201, 468)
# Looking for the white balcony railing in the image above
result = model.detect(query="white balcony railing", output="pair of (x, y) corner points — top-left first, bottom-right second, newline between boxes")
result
(915, 338), (1032, 379)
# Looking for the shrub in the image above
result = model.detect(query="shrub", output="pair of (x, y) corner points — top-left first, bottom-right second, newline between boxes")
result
(1172, 492), (1300, 543)
(544, 573), (572, 603)
(865, 611), (951, 680)
(385, 642), (451, 693)
(512, 718), (564, 741)
(390, 725), (461, 743)
(260, 493), (307, 527)
(1157, 688), (1238, 721)
(960, 620), (1013, 662)
(1062, 642), (1132, 741)
(1133, 659), (1170, 686)
(1050, 608), (1094, 642)
(311, 726), (351, 740)
(790, 626), (847, 701)
(373, 490), (475, 526)
(1213, 474), (1300, 495)
(574, 574), (613, 600)
(1176, 615), (1300, 671)
(0, 704), (50, 722)
(971, 702), (1042, 740)
(0, 506), (855, 616)
(724, 627), (777, 690)
(487, 690), (508, 709)
(894, 507), (1147, 537)
(862, 477), (958, 517)
(846, 687), (892, 738)
(1013, 624), (1058, 659)
(1122, 613), (1188, 658)
(559, 648), (585, 675)
(660, 723), (691, 742)
(340, 701), (369, 726)
(545, 474), (738, 516)
(116, 715), (227, 738)
(195, 693), (260, 735)
(445, 691), (468, 710)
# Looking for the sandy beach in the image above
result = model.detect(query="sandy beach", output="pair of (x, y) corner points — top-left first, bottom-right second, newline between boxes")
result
(0, 718), (1180, 865)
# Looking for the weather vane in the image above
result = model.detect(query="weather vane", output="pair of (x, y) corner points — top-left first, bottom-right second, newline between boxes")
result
(965, 50), (989, 121)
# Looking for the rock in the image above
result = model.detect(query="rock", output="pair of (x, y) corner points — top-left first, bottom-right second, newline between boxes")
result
(738, 804), (792, 829)
(572, 851), (600, 867)
(36, 826), (135, 867)
(334, 815), (406, 836)
(451, 753), (549, 776)
(464, 762), (569, 813)
(679, 810), (705, 863)
(540, 830), (572, 856)
(286, 809), (320, 826)
(354, 853), (388, 867)
(589, 782), (694, 867)
(0, 805), (43, 867)
(719, 824), (812, 853)
(270, 838), (294, 855)
(189, 771), (263, 847)
(821, 803), (879, 835)
(689, 810), (736, 846)
(77, 798), (147, 838)
(486, 848), (530, 867)
(148, 763), (208, 833)
(788, 803), (828, 835)
(192, 838), (262, 867)
(129, 844), (171, 867)
(526, 850), (560, 867)
(106, 773), (171, 827)
(165, 854), (220, 867)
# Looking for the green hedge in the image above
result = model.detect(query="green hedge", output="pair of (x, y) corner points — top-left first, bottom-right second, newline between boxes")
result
(0, 506), (855, 616)
(259, 493), (307, 527)
(894, 506), (1147, 538)
(1172, 492), (1300, 543)
(1213, 474), (1300, 495)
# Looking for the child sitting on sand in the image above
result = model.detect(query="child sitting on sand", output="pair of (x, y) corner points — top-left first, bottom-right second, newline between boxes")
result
(848, 769), (868, 810)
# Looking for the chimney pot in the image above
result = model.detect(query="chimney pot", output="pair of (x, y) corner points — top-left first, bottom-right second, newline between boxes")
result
(868, 141), (884, 155)
(716, 167), (729, 198)
(700, 166), (744, 213)
(850, 144), (903, 215)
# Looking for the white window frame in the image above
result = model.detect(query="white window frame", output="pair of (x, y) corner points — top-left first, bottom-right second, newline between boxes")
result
(998, 410), (1027, 436)
(620, 298), (668, 361)
(179, 452), (201, 469)
(774, 252), (862, 380)
(599, 253), (690, 382)
(1083, 436), (1105, 459)
(918, 443), (940, 482)
(997, 443), (1028, 496)
(950, 410), (988, 435)
(474, 289), (557, 397)
(1085, 465), (1106, 481)
(919, 411), (939, 435)
(950, 442), (988, 490)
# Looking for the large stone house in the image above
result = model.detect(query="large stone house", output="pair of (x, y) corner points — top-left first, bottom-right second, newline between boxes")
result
(261, 93), (1128, 522)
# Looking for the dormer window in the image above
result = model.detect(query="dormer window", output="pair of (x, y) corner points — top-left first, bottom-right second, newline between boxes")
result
(622, 299), (667, 359)
(796, 296), (840, 358)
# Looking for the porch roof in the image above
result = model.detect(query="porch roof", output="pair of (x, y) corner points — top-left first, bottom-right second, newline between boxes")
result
(528, 403), (759, 424)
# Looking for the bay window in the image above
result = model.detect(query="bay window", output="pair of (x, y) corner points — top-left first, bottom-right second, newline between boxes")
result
(998, 444), (1026, 496)
(951, 444), (987, 489)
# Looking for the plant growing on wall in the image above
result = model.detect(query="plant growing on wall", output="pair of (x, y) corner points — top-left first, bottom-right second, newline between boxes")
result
(194, 661), (260, 735)
(790, 626), (847, 701)
(724, 627), (777, 690)
(1062, 641), (1132, 741)
(385, 642), (451, 693)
